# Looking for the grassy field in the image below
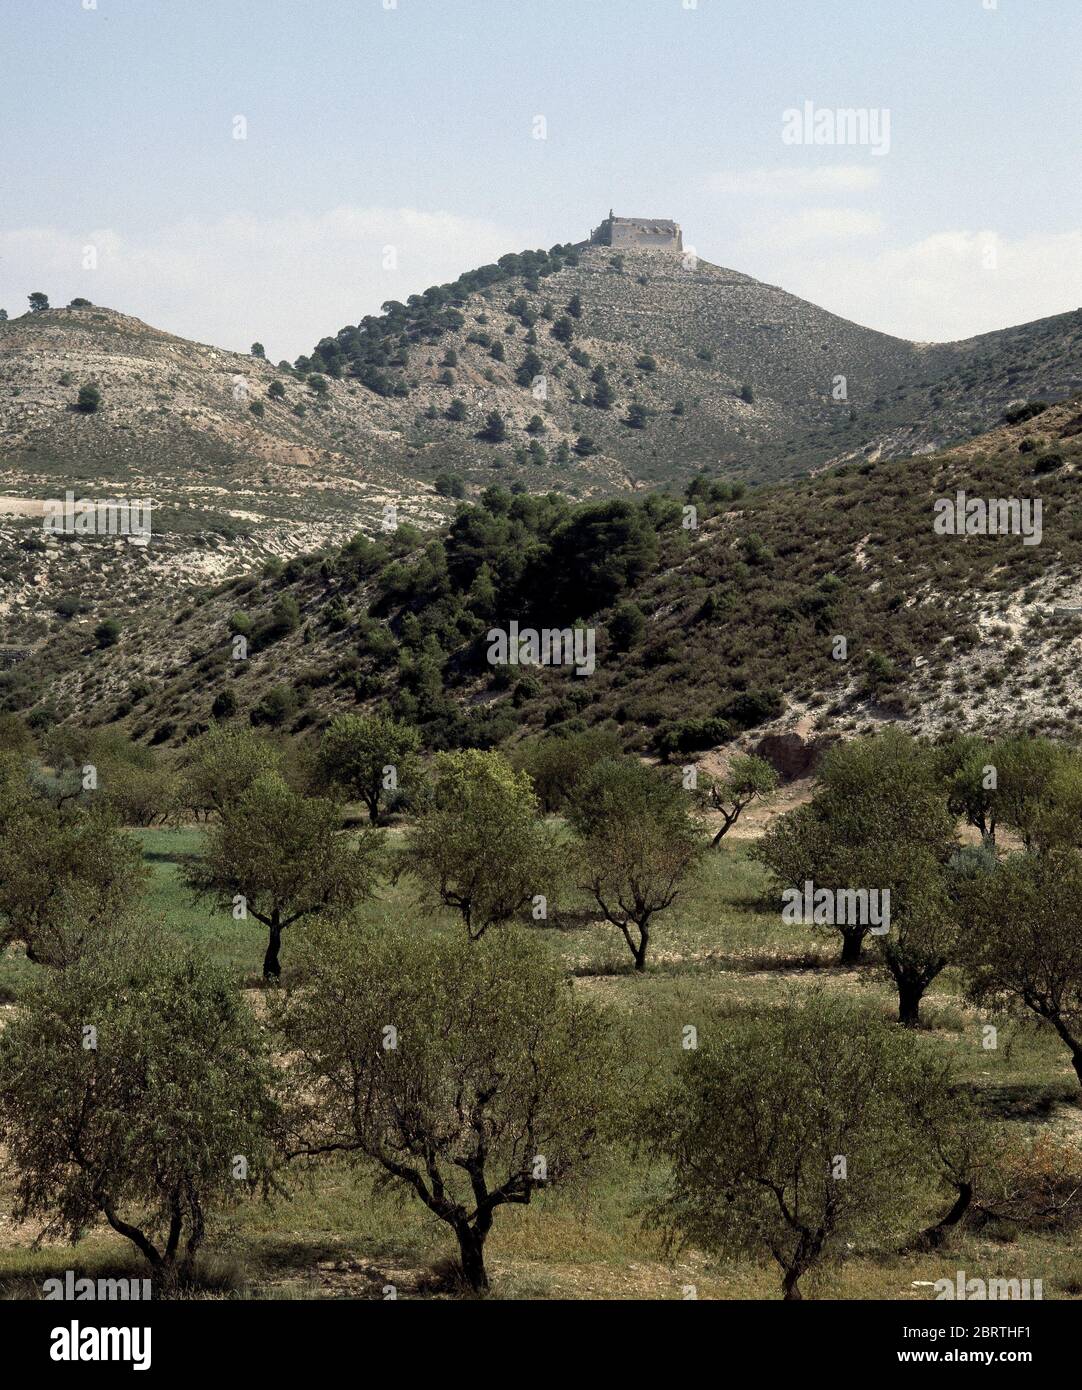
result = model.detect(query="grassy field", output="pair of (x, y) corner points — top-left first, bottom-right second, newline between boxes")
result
(2, 823), (1080, 1301)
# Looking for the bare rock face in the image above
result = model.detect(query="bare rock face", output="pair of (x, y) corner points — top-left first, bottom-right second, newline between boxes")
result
(754, 731), (836, 781)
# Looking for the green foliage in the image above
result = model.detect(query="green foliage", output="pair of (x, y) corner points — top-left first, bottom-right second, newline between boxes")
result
(1002, 400), (1049, 425)
(754, 730), (956, 1000)
(704, 755), (779, 845)
(958, 849), (1082, 1087)
(716, 688), (783, 730)
(607, 601), (645, 652)
(569, 758), (702, 970)
(275, 923), (622, 1290)
(303, 244), (578, 393)
(480, 410), (507, 443)
(433, 470), (465, 498)
(544, 500), (659, 622)
(253, 595), (301, 649)
(512, 728), (622, 814)
(656, 717), (732, 759)
(0, 927), (276, 1284)
(0, 757), (145, 966)
(210, 689), (237, 721)
(181, 726), (281, 819)
(317, 714), (422, 822)
(185, 772), (381, 978)
(402, 749), (559, 939)
(93, 617), (121, 648)
(642, 991), (965, 1298)
(76, 382), (101, 413)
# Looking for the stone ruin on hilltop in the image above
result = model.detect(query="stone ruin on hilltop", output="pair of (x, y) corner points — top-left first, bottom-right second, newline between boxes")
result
(589, 211), (683, 253)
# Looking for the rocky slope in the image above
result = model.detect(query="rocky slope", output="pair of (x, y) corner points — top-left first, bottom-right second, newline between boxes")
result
(7, 396), (1081, 758)
(3, 237), (1081, 665)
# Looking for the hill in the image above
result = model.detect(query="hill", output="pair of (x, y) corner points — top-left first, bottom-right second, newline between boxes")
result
(4, 231), (1082, 674)
(297, 236), (1082, 489)
(7, 395), (1081, 760)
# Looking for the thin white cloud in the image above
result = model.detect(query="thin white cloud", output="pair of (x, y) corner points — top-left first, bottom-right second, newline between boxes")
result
(4, 208), (1080, 351)
(754, 208), (886, 247)
(0, 207), (527, 360)
(746, 228), (1082, 341)
(707, 165), (881, 197)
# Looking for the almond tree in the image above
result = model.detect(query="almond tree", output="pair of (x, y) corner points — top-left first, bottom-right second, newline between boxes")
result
(957, 848), (1082, 1088)
(642, 991), (965, 1299)
(185, 773), (381, 979)
(276, 923), (621, 1292)
(316, 713), (421, 823)
(0, 929), (277, 1289)
(754, 730), (955, 965)
(0, 754), (145, 968)
(181, 725), (281, 820)
(569, 757), (702, 971)
(704, 754), (778, 847)
(401, 749), (558, 940)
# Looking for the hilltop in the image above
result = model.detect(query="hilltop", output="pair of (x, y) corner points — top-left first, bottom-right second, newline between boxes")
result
(296, 235), (1082, 488)
(3, 229), (1082, 665)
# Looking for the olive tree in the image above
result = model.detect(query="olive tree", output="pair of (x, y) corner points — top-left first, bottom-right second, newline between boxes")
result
(276, 923), (621, 1292)
(642, 992), (965, 1298)
(401, 749), (559, 939)
(185, 773), (381, 978)
(0, 930), (277, 1288)
(316, 713), (421, 823)
(569, 757), (702, 971)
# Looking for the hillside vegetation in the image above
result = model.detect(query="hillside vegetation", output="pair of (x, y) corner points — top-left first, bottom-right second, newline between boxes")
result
(6, 395), (1081, 758)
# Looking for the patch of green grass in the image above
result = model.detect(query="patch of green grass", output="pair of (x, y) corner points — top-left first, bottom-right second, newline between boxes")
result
(2, 830), (1081, 1299)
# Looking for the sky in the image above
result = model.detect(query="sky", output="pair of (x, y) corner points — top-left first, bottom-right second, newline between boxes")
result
(2, 0), (1080, 359)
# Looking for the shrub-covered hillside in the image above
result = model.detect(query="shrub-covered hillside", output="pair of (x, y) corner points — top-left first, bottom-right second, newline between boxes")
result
(6, 395), (1082, 757)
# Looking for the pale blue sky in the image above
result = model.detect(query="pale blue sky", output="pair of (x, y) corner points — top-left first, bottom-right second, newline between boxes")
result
(2, 0), (1080, 356)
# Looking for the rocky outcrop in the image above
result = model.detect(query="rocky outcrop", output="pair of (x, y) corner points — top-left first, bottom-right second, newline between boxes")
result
(754, 731), (837, 781)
